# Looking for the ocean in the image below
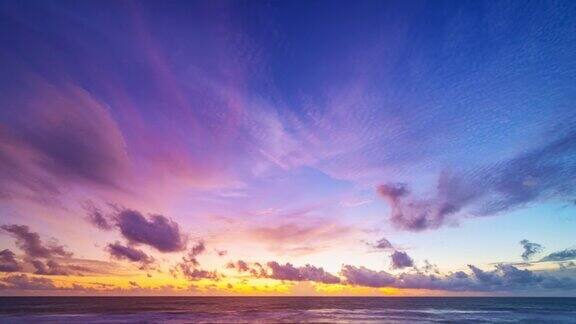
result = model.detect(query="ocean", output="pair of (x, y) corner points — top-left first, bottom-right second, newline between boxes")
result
(0, 297), (575, 323)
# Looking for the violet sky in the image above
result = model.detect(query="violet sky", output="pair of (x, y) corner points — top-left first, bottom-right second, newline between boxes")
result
(1, 0), (576, 296)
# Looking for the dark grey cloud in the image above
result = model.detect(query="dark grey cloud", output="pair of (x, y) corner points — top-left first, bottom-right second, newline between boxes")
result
(539, 249), (576, 262)
(0, 249), (21, 272)
(520, 239), (543, 261)
(390, 250), (414, 269)
(106, 242), (155, 268)
(114, 209), (187, 253)
(1, 224), (72, 258)
(378, 130), (576, 231)
(265, 261), (340, 284)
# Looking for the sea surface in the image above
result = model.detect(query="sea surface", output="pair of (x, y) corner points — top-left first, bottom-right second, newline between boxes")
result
(0, 297), (575, 323)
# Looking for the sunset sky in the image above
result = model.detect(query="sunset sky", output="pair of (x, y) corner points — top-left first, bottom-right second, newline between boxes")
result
(1, 0), (576, 296)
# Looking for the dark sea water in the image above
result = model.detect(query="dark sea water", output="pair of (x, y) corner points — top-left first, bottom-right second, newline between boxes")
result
(0, 297), (575, 323)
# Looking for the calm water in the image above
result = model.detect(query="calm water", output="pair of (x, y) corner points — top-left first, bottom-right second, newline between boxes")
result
(0, 297), (575, 323)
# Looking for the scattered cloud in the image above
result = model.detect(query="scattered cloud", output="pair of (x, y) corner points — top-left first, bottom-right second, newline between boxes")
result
(371, 237), (394, 251)
(115, 209), (187, 253)
(173, 242), (219, 281)
(265, 261), (340, 284)
(227, 260), (340, 284)
(340, 265), (395, 288)
(84, 202), (114, 231)
(0, 274), (57, 290)
(540, 249), (576, 262)
(1, 224), (72, 258)
(341, 263), (576, 292)
(31, 259), (70, 276)
(0, 249), (21, 272)
(520, 239), (543, 261)
(390, 251), (414, 269)
(106, 242), (155, 268)
(378, 130), (576, 231)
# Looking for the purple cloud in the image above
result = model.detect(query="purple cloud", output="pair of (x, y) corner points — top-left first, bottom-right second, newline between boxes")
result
(227, 260), (340, 284)
(1, 224), (72, 258)
(340, 263), (576, 291)
(227, 260), (250, 272)
(340, 265), (395, 288)
(0, 80), (130, 203)
(31, 259), (70, 276)
(520, 239), (543, 261)
(178, 265), (219, 281)
(173, 242), (218, 281)
(0, 274), (57, 290)
(265, 261), (340, 284)
(378, 130), (576, 231)
(390, 251), (414, 269)
(114, 209), (187, 253)
(189, 241), (206, 258)
(373, 238), (394, 250)
(106, 242), (155, 268)
(84, 203), (114, 231)
(0, 249), (21, 272)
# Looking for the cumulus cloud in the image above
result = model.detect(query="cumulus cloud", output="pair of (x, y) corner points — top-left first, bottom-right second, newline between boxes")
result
(1, 224), (72, 258)
(390, 251), (414, 269)
(340, 263), (576, 292)
(0, 249), (21, 272)
(378, 130), (576, 231)
(539, 249), (576, 262)
(226, 260), (339, 284)
(520, 239), (543, 261)
(265, 261), (340, 284)
(84, 205), (188, 253)
(106, 242), (155, 268)
(340, 265), (395, 288)
(114, 209), (187, 253)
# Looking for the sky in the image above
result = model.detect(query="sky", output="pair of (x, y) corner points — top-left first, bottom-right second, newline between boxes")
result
(0, 0), (576, 296)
